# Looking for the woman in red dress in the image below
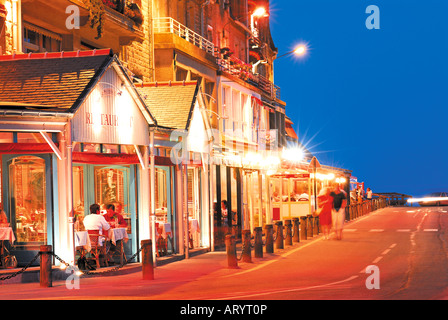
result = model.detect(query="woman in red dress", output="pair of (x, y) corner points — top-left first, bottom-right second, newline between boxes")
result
(317, 187), (333, 240)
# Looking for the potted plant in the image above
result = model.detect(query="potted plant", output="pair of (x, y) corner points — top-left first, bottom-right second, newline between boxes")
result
(83, 0), (105, 39)
(124, 1), (143, 27)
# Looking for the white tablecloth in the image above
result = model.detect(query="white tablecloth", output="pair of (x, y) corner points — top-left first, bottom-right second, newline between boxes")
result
(108, 228), (128, 246)
(0, 227), (15, 243)
(189, 219), (200, 233)
(156, 222), (172, 239)
(75, 231), (91, 252)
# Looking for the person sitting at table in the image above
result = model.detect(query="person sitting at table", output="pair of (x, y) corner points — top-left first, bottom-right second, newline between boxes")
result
(0, 203), (8, 226)
(83, 203), (111, 236)
(104, 204), (127, 228)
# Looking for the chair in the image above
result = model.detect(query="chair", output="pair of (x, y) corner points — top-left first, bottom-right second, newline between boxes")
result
(87, 230), (108, 269)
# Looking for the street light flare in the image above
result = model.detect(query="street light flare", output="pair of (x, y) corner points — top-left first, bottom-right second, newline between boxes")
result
(294, 45), (307, 56)
(252, 7), (269, 18)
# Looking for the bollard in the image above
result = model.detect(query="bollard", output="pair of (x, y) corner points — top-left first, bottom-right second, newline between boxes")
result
(242, 230), (252, 263)
(40, 245), (52, 288)
(225, 234), (238, 268)
(274, 221), (284, 250)
(141, 239), (154, 280)
(307, 215), (314, 237)
(284, 220), (292, 246)
(292, 218), (300, 243)
(265, 224), (274, 254)
(314, 216), (320, 235)
(300, 216), (307, 240)
(254, 227), (263, 258)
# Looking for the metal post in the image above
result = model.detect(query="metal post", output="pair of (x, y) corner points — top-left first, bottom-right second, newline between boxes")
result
(292, 218), (300, 243)
(284, 219), (292, 246)
(141, 240), (154, 280)
(40, 245), (52, 288)
(275, 221), (284, 250)
(300, 216), (307, 240)
(242, 229), (252, 263)
(265, 224), (274, 254)
(307, 215), (313, 237)
(254, 227), (263, 258)
(225, 235), (238, 268)
(314, 216), (320, 235)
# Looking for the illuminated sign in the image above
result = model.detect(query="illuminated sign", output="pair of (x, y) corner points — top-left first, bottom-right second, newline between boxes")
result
(72, 68), (149, 146)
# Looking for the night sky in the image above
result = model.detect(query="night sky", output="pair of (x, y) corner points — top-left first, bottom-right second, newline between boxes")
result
(270, 0), (448, 197)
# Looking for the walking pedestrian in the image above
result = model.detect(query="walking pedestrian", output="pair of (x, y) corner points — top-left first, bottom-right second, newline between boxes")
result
(366, 188), (373, 200)
(330, 183), (347, 240)
(317, 187), (333, 240)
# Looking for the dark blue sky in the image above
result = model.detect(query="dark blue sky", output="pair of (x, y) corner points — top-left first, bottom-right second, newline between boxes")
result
(270, 0), (448, 197)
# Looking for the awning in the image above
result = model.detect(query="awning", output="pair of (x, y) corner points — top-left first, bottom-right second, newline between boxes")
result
(285, 122), (298, 140)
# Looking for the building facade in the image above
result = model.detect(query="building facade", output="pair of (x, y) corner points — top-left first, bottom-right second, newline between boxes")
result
(0, 0), (352, 267)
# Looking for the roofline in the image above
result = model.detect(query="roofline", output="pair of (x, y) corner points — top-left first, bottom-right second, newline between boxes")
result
(138, 81), (198, 88)
(0, 108), (73, 118)
(111, 56), (158, 126)
(184, 80), (201, 131)
(0, 49), (113, 62)
(68, 50), (115, 114)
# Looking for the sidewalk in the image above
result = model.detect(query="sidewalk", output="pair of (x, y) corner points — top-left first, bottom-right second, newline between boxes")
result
(1, 234), (326, 287)
(0, 246), (211, 285)
(1, 213), (379, 288)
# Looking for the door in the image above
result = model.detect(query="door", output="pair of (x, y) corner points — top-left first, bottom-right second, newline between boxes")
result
(3, 155), (53, 265)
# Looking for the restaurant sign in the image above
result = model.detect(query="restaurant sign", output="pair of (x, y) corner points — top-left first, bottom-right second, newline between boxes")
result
(72, 69), (149, 146)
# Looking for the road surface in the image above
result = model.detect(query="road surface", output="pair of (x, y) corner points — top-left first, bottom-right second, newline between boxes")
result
(2, 206), (448, 302)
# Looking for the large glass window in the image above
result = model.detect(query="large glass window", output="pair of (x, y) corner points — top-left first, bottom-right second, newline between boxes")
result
(94, 167), (131, 232)
(9, 156), (47, 244)
(73, 166), (85, 230)
(155, 168), (168, 221)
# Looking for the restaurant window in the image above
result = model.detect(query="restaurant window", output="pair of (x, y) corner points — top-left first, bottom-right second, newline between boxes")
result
(83, 143), (101, 153)
(9, 156), (47, 244)
(94, 167), (131, 232)
(230, 168), (238, 230)
(16, 132), (46, 144)
(0, 132), (13, 143)
(155, 168), (168, 221)
(292, 178), (310, 201)
(219, 166), (227, 227)
(73, 166), (85, 230)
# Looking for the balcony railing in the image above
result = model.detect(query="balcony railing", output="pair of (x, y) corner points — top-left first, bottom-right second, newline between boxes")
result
(153, 17), (282, 100)
(217, 55), (282, 100)
(153, 17), (215, 56)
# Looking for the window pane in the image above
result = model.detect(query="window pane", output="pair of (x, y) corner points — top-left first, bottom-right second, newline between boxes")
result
(73, 166), (85, 231)
(10, 156), (47, 244)
(17, 133), (45, 144)
(155, 169), (167, 221)
(0, 132), (13, 143)
(94, 167), (131, 233)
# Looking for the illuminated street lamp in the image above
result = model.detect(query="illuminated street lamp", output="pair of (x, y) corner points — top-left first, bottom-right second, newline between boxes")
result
(251, 7), (269, 37)
(276, 44), (308, 59)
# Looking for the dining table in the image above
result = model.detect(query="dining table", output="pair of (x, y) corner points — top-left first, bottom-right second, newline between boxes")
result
(188, 219), (200, 249)
(155, 222), (172, 256)
(107, 227), (128, 265)
(75, 227), (129, 265)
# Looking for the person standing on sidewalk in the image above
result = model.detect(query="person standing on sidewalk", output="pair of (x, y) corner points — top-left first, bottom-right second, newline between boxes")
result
(317, 187), (333, 240)
(330, 183), (347, 240)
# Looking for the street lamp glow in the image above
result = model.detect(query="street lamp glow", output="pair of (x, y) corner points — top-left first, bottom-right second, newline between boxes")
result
(277, 43), (309, 59)
(294, 45), (307, 56)
(252, 7), (269, 18)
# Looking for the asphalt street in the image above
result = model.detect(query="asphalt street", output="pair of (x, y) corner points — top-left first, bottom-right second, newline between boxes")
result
(2, 206), (448, 303)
